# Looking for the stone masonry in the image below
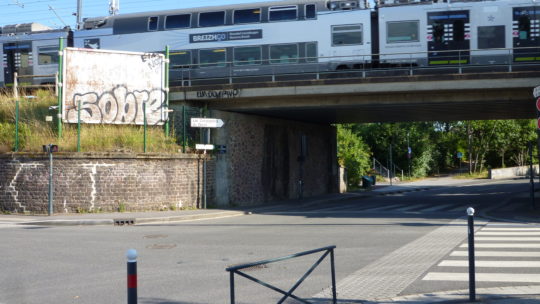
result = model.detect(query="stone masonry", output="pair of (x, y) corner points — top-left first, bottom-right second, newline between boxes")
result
(0, 153), (213, 214)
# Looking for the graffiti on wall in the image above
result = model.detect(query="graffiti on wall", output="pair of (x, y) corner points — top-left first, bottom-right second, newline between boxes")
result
(196, 89), (240, 99)
(65, 85), (166, 125)
(62, 47), (167, 125)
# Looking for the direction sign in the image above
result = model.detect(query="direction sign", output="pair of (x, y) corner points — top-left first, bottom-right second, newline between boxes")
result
(457, 152), (463, 159)
(196, 144), (215, 150)
(534, 86), (540, 98)
(191, 118), (224, 128)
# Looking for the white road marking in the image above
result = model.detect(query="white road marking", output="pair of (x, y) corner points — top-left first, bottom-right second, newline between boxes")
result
(460, 243), (540, 248)
(450, 250), (540, 257)
(475, 237), (540, 241)
(482, 227), (540, 231)
(477, 232), (540, 236)
(423, 272), (540, 283)
(421, 203), (454, 212)
(394, 204), (430, 212)
(439, 260), (540, 267)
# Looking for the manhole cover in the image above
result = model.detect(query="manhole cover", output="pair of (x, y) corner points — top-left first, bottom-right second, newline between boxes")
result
(146, 244), (177, 249)
(143, 234), (168, 239)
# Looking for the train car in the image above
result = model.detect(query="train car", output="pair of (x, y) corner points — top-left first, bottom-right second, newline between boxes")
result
(0, 23), (72, 86)
(74, 0), (373, 83)
(377, 0), (539, 67)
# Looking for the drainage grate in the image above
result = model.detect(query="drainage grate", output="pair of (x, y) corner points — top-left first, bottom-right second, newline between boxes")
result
(114, 219), (135, 226)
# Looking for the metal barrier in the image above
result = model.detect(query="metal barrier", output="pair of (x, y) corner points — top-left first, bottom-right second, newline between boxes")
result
(226, 245), (337, 304)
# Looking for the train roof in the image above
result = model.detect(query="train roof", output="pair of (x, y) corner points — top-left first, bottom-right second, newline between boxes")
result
(82, 0), (368, 29)
(377, 0), (515, 7)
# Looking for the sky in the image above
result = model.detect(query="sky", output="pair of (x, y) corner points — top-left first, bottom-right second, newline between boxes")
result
(1, 0), (376, 29)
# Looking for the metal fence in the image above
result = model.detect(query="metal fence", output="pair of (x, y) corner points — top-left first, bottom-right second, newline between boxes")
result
(226, 246), (337, 304)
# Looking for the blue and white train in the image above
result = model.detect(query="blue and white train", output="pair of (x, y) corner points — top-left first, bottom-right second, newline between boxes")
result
(1, 0), (539, 86)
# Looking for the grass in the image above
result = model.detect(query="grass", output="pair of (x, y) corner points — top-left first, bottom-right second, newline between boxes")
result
(452, 170), (489, 179)
(0, 89), (182, 153)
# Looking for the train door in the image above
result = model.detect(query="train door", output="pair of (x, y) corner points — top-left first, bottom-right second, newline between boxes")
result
(427, 10), (470, 65)
(513, 7), (540, 62)
(2, 42), (32, 85)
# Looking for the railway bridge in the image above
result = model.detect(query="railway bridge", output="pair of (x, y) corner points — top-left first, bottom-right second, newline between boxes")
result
(169, 68), (540, 207)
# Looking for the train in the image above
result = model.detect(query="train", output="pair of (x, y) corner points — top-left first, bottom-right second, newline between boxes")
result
(1, 0), (539, 87)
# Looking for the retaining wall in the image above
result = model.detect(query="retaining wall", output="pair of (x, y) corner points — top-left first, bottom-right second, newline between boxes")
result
(488, 165), (540, 179)
(0, 153), (213, 214)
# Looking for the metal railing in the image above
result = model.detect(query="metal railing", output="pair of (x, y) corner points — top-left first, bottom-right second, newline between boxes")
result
(226, 246), (337, 304)
(172, 46), (540, 87)
(373, 158), (404, 181)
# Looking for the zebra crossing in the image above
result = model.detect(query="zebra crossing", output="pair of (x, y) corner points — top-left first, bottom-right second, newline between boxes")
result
(422, 223), (540, 284)
(299, 201), (487, 214)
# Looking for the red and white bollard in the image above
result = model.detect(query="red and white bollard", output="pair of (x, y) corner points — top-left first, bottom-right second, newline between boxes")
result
(126, 249), (138, 304)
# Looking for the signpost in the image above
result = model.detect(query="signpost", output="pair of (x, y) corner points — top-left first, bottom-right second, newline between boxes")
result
(190, 118), (224, 209)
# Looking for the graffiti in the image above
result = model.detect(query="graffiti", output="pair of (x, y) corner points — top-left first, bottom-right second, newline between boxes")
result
(141, 53), (162, 70)
(65, 85), (166, 125)
(196, 89), (240, 99)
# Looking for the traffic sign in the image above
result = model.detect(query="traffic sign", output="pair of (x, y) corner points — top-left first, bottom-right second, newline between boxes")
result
(536, 97), (540, 112)
(196, 144), (215, 150)
(191, 118), (224, 128)
(534, 86), (540, 98)
(457, 152), (463, 159)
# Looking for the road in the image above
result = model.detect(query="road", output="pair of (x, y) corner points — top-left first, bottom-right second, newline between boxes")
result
(0, 178), (534, 304)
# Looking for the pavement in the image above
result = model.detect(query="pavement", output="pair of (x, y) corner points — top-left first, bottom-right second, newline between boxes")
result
(2, 176), (540, 303)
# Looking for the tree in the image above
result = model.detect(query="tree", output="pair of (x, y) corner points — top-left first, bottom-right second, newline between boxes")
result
(337, 125), (371, 187)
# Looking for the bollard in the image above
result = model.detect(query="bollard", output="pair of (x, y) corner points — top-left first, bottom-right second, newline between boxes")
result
(467, 207), (476, 302)
(126, 249), (138, 304)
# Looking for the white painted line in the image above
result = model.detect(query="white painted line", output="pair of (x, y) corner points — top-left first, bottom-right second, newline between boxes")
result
(460, 243), (540, 248)
(476, 237), (540, 241)
(448, 205), (468, 212)
(450, 251), (540, 257)
(394, 204), (430, 212)
(421, 203), (454, 212)
(423, 272), (540, 283)
(478, 231), (540, 236)
(482, 227), (540, 231)
(439, 260), (540, 267)
(364, 204), (406, 212)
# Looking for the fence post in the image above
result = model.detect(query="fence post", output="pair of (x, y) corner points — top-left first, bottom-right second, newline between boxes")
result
(143, 102), (147, 153)
(57, 37), (64, 138)
(77, 99), (82, 152)
(229, 271), (235, 304)
(182, 105), (187, 153)
(164, 45), (170, 137)
(330, 248), (337, 304)
(126, 249), (138, 304)
(14, 98), (19, 152)
(467, 207), (476, 302)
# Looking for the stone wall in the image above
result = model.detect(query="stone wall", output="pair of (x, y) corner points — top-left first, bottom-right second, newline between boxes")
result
(489, 165), (540, 179)
(212, 110), (338, 206)
(0, 153), (213, 214)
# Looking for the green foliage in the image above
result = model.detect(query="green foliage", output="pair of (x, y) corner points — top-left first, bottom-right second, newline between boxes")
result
(337, 125), (371, 187)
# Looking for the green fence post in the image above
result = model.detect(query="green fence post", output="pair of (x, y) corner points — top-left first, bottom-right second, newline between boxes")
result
(77, 99), (81, 152)
(164, 45), (170, 137)
(57, 37), (64, 138)
(182, 105), (186, 153)
(14, 98), (19, 152)
(143, 102), (147, 153)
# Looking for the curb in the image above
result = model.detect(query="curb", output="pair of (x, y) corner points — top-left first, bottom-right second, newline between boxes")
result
(21, 211), (248, 226)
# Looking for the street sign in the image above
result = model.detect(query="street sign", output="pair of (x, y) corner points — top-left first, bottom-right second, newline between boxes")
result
(191, 118), (224, 128)
(534, 86), (540, 98)
(536, 97), (540, 112)
(196, 144), (215, 150)
(457, 152), (463, 159)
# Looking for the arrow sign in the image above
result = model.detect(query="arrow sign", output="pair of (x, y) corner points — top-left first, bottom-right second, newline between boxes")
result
(191, 118), (224, 128)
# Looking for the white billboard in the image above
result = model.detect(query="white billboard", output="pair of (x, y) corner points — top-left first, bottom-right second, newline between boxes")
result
(62, 47), (167, 125)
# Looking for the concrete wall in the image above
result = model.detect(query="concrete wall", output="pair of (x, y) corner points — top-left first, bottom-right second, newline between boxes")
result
(0, 153), (213, 214)
(489, 165), (540, 179)
(212, 110), (339, 206)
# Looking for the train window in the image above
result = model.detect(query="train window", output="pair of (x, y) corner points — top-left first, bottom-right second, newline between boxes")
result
(306, 42), (318, 62)
(165, 14), (191, 29)
(269, 6), (298, 21)
(432, 22), (445, 43)
(332, 24), (363, 46)
(478, 26), (505, 49)
(387, 21), (419, 43)
(199, 11), (225, 27)
(453, 20), (465, 42)
(234, 46), (262, 65)
(270, 44), (299, 64)
(148, 16), (158, 31)
(234, 9), (261, 24)
(170, 51), (192, 68)
(518, 15), (531, 40)
(306, 4), (317, 19)
(199, 48), (227, 67)
(38, 46), (59, 65)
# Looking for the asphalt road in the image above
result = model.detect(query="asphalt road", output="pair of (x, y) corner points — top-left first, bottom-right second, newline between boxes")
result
(0, 178), (532, 304)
